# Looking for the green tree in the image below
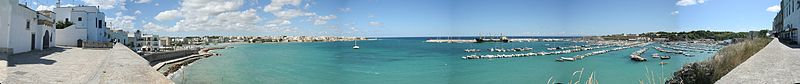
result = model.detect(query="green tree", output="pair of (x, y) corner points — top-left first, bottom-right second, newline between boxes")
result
(56, 21), (73, 29)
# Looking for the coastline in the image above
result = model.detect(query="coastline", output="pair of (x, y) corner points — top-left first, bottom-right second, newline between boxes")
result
(158, 46), (230, 79)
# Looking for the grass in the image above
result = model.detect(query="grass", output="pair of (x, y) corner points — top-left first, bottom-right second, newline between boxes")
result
(547, 68), (600, 84)
(668, 38), (772, 83)
(707, 38), (772, 82)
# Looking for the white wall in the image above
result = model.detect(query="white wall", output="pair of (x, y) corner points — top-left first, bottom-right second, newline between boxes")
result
(53, 6), (108, 44)
(785, 0), (800, 42)
(0, 0), (12, 48)
(8, 5), (38, 54)
(55, 26), (87, 46)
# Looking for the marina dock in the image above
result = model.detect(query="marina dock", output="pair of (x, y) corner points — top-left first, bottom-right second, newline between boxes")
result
(462, 42), (650, 60)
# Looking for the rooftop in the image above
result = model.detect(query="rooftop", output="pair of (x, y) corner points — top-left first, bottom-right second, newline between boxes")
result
(4, 44), (172, 84)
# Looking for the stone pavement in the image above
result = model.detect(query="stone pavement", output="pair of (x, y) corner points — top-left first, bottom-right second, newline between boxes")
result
(4, 44), (172, 84)
(716, 39), (800, 83)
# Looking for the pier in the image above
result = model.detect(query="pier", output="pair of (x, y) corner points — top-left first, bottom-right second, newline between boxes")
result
(629, 47), (648, 61)
(462, 42), (650, 60)
(564, 43), (648, 61)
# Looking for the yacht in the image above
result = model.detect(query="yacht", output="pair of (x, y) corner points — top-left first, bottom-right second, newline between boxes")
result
(353, 41), (360, 49)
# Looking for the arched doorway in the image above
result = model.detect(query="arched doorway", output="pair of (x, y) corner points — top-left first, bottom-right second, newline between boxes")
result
(43, 31), (50, 49)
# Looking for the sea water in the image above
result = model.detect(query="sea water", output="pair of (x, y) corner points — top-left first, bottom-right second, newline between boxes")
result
(173, 38), (715, 84)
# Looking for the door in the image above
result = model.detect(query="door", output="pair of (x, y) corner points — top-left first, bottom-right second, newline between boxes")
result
(31, 34), (35, 50)
(43, 31), (50, 49)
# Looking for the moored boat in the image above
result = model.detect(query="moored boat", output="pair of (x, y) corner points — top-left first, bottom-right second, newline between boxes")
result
(660, 55), (671, 59)
(651, 53), (660, 58)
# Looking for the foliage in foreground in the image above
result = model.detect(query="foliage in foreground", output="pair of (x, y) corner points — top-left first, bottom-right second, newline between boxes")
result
(667, 38), (772, 83)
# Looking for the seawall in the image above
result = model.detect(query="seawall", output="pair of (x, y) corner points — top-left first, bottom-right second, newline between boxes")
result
(143, 49), (200, 64)
(715, 39), (800, 83)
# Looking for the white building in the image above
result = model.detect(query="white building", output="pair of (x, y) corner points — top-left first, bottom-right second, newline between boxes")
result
(127, 30), (142, 51)
(1, 0), (56, 54)
(780, 0), (800, 43)
(53, 5), (110, 47)
(140, 34), (161, 52)
(110, 30), (128, 44)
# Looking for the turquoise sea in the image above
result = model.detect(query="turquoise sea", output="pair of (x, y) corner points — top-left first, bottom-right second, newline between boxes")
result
(172, 38), (716, 84)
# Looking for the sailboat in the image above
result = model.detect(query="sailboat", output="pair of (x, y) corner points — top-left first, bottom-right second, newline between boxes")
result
(353, 40), (360, 49)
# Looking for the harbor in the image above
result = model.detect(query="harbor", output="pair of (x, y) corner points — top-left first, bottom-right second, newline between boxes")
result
(457, 39), (725, 63)
(174, 38), (725, 84)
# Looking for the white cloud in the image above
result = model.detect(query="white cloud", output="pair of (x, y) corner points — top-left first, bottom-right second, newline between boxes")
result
(134, 10), (142, 15)
(107, 15), (137, 31)
(147, 0), (336, 33)
(368, 21), (384, 27)
(35, 5), (56, 11)
(83, 0), (127, 10)
(134, 0), (151, 3)
(339, 8), (351, 12)
(676, 0), (705, 6)
(182, 0), (244, 16)
(260, 0), (339, 33)
(169, 8), (263, 32)
(767, 5), (781, 12)
(154, 3), (160, 7)
(313, 15), (337, 25)
(143, 22), (174, 32)
(115, 12), (123, 16)
(62, 4), (77, 7)
(368, 14), (376, 18)
(154, 10), (180, 21)
(263, 0), (302, 12)
(671, 11), (680, 15)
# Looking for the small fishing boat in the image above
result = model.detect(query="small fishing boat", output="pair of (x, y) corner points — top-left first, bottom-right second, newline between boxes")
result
(651, 53), (660, 58)
(464, 49), (480, 52)
(630, 55), (647, 61)
(660, 55), (671, 59)
(556, 57), (575, 62)
(684, 54), (694, 57)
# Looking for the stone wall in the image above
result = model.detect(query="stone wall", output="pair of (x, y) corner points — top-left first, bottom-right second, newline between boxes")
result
(82, 42), (114, 48)
(0, 47), (11, 59)
(142, 49), (199, 62)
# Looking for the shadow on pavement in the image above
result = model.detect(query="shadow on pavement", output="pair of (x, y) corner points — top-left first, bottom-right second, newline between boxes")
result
(7, 47), (70, 67)
(778, 38), (800, 49)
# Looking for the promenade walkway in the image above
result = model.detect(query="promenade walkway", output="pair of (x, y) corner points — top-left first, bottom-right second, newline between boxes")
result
(716, 39), (800, 83)
(4, 44), (172, 84)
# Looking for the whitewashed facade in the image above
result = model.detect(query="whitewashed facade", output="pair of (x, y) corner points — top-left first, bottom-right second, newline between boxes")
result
(780, 0), (800, 43)
(110, 30), (128, 45)
(53, 6), (110, 46)
(0, 0), (56, 54)
(127, 30), (142, 51)
(140, 34), (161, 52)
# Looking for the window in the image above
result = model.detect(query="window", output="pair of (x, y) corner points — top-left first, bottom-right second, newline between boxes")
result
(78, 17), (82, 21)
(65, 18), (69, 22)
(26, 20), (30, 30)
(97, 20), (101, 28)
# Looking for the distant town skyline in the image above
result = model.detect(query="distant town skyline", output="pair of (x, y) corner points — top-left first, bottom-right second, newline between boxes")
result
(23, 0), (781, 37)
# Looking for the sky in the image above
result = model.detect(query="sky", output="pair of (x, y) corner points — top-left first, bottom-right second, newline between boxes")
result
(19, 0), (782, 37)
